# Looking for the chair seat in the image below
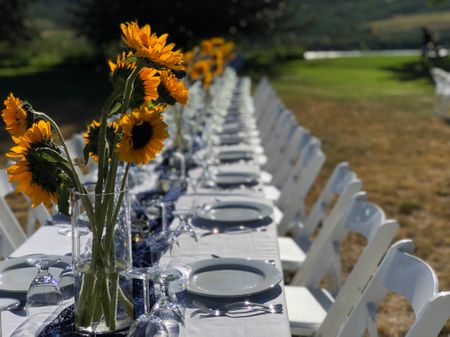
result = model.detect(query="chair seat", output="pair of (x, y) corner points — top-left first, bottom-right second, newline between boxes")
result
(278, 236), (307, 273)
(272, 205), (283, 226)
(285, 286), (334, 336)
(263, 185), (281, 201)
(260, 170), (273, 184)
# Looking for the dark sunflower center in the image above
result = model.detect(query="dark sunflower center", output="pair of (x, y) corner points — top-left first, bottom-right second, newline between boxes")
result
(22, 102), (35, 128)
(26, 140), (63, 193)
(132, 121), (153, 149)
(157, 83), (176, 105)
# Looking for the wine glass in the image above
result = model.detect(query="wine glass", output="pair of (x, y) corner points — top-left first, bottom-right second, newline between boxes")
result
(26, 255), (63, 315)
(172, 208), (198, 244)
(125, 267), (168, 337)
(152, 269), (184, 336)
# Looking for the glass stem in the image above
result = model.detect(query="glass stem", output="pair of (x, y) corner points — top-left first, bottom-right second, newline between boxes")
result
(159, 201), (167, 231)
(142, 278), (151, 315)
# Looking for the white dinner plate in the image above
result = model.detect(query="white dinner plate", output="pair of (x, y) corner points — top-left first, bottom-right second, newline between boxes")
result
(213, 171), (260, 187)
(187, 258), (282, 297)
(0, 255), (72, 293)
(196, 200), (273, 223)
(217, 150), (254, 162)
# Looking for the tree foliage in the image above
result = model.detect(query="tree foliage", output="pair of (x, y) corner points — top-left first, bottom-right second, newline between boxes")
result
(0, 0), (31, 45)
(71, 0), (294, 50)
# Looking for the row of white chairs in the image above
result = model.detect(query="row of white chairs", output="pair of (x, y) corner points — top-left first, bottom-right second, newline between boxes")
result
(251, 77), (450, 337)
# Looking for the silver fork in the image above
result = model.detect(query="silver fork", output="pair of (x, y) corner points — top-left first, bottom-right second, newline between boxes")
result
(191, 303), (283, 318)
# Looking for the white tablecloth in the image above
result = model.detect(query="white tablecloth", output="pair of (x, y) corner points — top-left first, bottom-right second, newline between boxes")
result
(1, 192), (290, 337)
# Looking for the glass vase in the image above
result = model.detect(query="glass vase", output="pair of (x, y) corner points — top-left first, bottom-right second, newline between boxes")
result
(71, 186), (133, 334)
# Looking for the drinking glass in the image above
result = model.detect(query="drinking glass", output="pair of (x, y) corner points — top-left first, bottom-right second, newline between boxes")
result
(26, 255), (63, 315)
(172, 209), (197, 243)
(152, 269), (184, 336)
(125, 267), (168, 337)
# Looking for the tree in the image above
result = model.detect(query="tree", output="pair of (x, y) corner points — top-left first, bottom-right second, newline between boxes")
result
(71, 0), (294, 51)
(0, 0), (31, 46)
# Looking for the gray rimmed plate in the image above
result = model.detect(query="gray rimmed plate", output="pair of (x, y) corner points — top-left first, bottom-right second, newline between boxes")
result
(0, 255), (72, 294)
(213, 171), (260, 187)
(217, 150), (254, 162)
(187, 258), (282, 297)
(219, 134), (246, 146)
(196, 200), (272, 223)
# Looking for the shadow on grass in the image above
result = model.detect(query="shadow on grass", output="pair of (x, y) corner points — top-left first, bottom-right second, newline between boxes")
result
(381, 59), (434, 83)
(0, 64), (112, 149)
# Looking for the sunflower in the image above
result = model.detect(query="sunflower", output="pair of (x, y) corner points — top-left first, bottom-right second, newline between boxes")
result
(140, 68), (161, 103)
(189, 60), (212, 81)
(212, 49), (224, 76)
(117, 105), (168, 165)
(83, 120), (118, 162)
(2, 93), (34, 137)
(6, 121), (66, 207)
(108, 51), (136, 76)
(108, 53), (161, 108)
(210, 37), (225, 46)
(200, 40), (214, 56)
(120, 21), (185, 71)
(157, 71), (188, 105)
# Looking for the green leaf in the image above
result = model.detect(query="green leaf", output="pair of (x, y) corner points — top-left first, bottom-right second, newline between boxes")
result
(34, 147), (66, 163)
(124, 55), (137, 63)
(109, 102), (122, 116)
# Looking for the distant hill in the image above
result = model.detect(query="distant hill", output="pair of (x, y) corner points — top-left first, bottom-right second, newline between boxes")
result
(24, 0), (450, 50)
(289, 0), (450, 50)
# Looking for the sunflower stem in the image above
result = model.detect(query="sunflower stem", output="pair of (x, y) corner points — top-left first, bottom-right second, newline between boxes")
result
(121, 62), (144, 115)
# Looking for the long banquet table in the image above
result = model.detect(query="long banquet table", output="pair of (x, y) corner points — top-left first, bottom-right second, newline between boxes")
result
(2, 187), (291, 336)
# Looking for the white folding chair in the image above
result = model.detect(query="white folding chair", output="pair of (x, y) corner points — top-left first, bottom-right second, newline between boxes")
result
(285, 192), (399, 336)
(265, 125), (306, 180)
(278, 162), (362, 273)
(0, 169), (52, 237)
(264, 113), (298, 165)
(273, 130), (318, 190)
(276, 139), (325, 235)
(0, 169), (27, 257)
(334, 240), (450, 337)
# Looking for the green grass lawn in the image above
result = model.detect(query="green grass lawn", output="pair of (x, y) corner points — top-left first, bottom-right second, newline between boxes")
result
(273, 55), (434, 100)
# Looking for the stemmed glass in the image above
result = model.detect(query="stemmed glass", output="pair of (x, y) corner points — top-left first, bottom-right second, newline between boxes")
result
(26, 255), (63, 315)
(172, 209), (198, 243)
(152, 269), (184, 336)
(125, 267), (168, 337)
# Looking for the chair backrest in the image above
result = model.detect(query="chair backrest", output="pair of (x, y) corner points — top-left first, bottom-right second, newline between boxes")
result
(406, 291), (450, 337)
(291, 192), (395, 291)
(264, 110), (296, 159)
(277, 139), (325, 235)
(272, 129), (315, 188)
(253, 77), (271, 109)
(265, 124), (304, 175)
(259, 102), (285, 142)
(290, 162), (362, 244)
(0, 169), (27, 257)
(334, 240), (446, 337)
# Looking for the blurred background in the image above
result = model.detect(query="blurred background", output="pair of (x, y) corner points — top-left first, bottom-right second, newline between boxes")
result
(1, 1), (450, 336)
